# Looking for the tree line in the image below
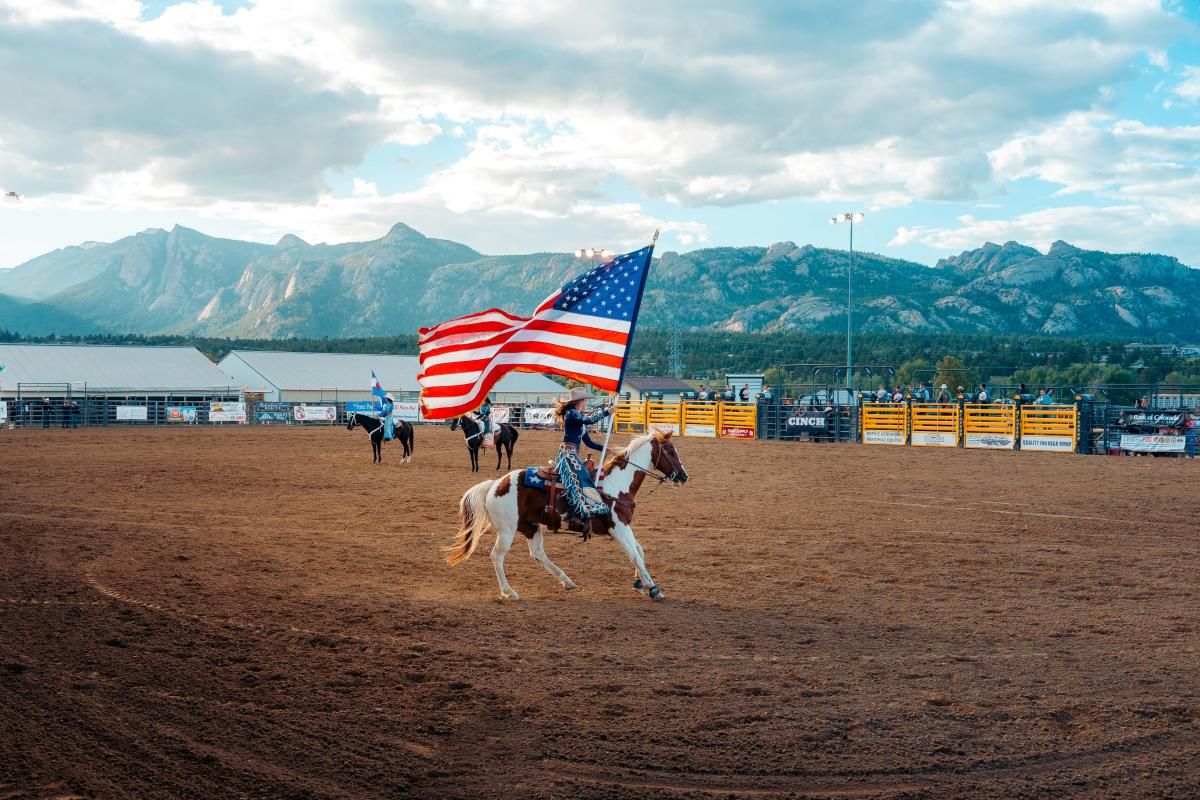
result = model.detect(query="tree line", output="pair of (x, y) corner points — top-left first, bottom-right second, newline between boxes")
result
(3, 328), (1199, 394)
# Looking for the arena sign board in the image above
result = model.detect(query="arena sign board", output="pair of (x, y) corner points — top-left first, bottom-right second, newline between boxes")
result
(394, 401), (421, 422)
(1120, 434), (1185, 453)
(1020, 435), (1074, 453)
(863, 429), (905, 445)
(0, 401), (6, 422)
(522, 407), (556, 427)
(965, 433), (1014, 449)
(720, 426), (755, 439)
(255, 402), (290, 422)
(684, 424), (717, 437)
(294, 405), (336, 422)
(786, 414), (827, 435)
(345, 401), (376, 414)
(1124, 412), (1185, 428)
(115, 405), (148, 421)
(166, 405), (198, 423)
(911, 431), (957, 447)
(209, 401), (247, 424)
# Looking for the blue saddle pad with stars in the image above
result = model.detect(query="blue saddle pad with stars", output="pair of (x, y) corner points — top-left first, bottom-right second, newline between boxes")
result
(522, 467), (548, 490)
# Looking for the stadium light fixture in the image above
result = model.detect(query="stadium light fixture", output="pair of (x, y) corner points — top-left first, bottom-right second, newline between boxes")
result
(575, 247), (615, 260)
(828, 211), (864, 391)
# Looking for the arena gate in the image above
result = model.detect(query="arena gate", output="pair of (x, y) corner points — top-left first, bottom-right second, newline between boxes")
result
(909, 403), (961, 447)
(860, 403), (908, 445)
(718, 403), (757, 439)
(1018, 405), (1078, 453)
(962, 404), (1017, 449)
(681, 401), (719, 437)
(614, 400), (648, 433)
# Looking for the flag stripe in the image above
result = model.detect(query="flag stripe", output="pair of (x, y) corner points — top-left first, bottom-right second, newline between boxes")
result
(420, 354), (622, 413)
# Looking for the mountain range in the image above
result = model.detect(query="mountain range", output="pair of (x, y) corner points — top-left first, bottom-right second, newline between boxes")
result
(1, 223), (1197, 339)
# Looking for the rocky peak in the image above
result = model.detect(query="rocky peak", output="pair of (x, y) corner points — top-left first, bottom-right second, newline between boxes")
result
(275, 234), (309, 250)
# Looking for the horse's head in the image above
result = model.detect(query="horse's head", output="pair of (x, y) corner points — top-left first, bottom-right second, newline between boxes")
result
(346, 414), (357, 430)
(449, 417), (460, 431)
(650, 428), (688, 484)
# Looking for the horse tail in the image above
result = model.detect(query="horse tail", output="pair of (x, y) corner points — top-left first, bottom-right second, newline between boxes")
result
(509, 424), (519, 444)
(446, 479), (495, 566)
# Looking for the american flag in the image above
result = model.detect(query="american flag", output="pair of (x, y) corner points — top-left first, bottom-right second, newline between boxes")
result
(418, 245), (654, 419)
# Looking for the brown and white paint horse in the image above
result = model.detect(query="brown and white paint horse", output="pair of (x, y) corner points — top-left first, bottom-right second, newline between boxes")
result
(446, 428), (687, 600)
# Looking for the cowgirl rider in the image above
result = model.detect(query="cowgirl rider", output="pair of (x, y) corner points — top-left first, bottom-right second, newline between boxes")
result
(554, 386), (612, 519)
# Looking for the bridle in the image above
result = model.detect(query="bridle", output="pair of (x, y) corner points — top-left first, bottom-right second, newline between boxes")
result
(603, 440), (685, 487)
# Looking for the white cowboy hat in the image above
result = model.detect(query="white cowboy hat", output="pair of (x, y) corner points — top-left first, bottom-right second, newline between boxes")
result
(565, 386), (593, 403)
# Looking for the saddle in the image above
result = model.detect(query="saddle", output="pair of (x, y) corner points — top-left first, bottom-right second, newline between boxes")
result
(523, 457), (609, 539)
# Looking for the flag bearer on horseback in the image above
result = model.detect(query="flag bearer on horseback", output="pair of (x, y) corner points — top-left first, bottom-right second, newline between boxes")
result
(554, 386), (612, 519)
(381, 392), (396, 441)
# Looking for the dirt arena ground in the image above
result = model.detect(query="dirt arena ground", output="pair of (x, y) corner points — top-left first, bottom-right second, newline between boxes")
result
(1, 425), (1197, 799)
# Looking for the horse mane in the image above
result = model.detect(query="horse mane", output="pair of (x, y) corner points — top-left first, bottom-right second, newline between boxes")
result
(602, 428), (666, 474)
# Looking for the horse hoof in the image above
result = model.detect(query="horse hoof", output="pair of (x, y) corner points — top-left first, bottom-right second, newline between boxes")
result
(564, 582), (578, 591)
(632, 579), (644, 592)
(648, 585), (664, 600)
(500, 591), (520, 601)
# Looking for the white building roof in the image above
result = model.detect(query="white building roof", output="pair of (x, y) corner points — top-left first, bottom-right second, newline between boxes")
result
(219, 350), (566, 395)
(0, 343), (237, 391)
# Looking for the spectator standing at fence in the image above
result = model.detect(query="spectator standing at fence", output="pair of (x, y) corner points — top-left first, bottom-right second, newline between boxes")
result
(875, 384), (887, 402)
(936, 384), (950, 403)
(698, 386), (709, 401)
(739, 383), (750, 402)
(977, 384), (990, 403)
(760, 387), (773, 402)
(890, 386), (904, 403)
(1179, 410), (1195, 458)
(1035, 388), (1054, 405)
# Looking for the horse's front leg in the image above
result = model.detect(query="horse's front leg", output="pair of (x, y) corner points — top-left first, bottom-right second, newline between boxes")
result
(611, 522), (661, 600)
(496, 444), (503, 471)
(526, 528), (576, 590)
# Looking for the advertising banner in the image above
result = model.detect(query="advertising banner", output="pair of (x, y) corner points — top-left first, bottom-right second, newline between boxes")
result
(965, 433), (1014, 449)
(209, 401), (247, 424)
(166, 405), (198, 423)
(116, 405), (148, 421)
(720, 426), (755, 439)
(294, 405), (336, 422)
(1020, 435), (1074, 452)
(911, 431), (957, 447)
(491, 406), (511, 424)
(684, 424), (717, 437)
(1120, 434), (1185, 453)
(394, 401), (421, 422)
(1124, 412), (1185, 429)
(256, 402), (290, 422)
(0, 401), (6, 423)
(522, 407), (556, 427)
(648, 422), (680, 435)
(786, 413), (828, 435)
(345, 401), (376, 414)
(864, 429), (905, 445)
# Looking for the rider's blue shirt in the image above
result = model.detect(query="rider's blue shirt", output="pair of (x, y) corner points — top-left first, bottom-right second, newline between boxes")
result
(563, 406), (608, 448)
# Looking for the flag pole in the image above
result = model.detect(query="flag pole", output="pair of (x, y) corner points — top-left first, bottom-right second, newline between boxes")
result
(598, 228), (660, 485)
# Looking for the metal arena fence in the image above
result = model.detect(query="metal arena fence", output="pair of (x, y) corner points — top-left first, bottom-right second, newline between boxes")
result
(2, 383), (1196, 458)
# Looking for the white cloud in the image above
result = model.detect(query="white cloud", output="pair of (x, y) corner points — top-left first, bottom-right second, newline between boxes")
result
(0, 0), (1196, 263)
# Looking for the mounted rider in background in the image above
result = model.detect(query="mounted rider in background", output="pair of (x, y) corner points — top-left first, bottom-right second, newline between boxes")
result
(474, 394), (495, 447)
(381, 392), (396, 441)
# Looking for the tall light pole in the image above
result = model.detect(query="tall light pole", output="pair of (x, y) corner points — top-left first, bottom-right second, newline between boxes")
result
(829, 212), (864, 392)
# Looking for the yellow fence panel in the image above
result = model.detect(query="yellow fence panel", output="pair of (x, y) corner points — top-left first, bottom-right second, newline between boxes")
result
(963, 404), (1016, 449)
(910, 403), (960, 447)
(681, 401), (719, 437)
(614, 401), (647, 433)
(1020, 405), (1077, 453)
(718, 403), (757, 439)
(861, 403), (907, 445)
(645, 401), (682, 434)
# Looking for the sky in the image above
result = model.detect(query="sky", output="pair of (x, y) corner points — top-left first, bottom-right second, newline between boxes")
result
(1, 0), (1199, 269)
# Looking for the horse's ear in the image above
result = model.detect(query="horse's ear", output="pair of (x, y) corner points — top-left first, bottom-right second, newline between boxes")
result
(662, 428), (673, 440)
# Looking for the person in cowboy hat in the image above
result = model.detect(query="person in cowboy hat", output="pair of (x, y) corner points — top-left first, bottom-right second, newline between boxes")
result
(381, 392), (396, 440)
(553, 386), (612, 520)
